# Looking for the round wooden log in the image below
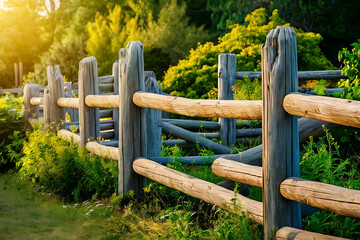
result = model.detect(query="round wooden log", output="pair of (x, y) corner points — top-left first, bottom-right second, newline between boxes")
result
(218, 53), (237, 146)
(162, 122), (232, 154)
(276, 227), (350, 240)
(100, 131), (114, 139)
(86, 142), (118, 161)
(162, 140), (193, 148)
(118, 42), (147, 196)
(30, 97), (43, 105)
(133, 92), (262, 119)
(236, 128), (262, 137)
(162, 119), (219, 130)
(150, 154), (228, 165)
(57, 129), (80, 144)
(98, 75), (114, 84)
(100, 120), (114, 131)
(280, 177), (360, 219)
(98, 84), (113, 92)
(283, 93), (360, 128)
(47, 65), (65, 127)
(78, 57), (100, 145)
(212, 159), (262, 188)
(24, 84), (40, 130)
(262, 26), (301, 236)
(100, 109), (113, 118)
(100, 140), (118, 147)
(57, 98), (79, 109)
(85, 95), (119, 108)
(133, 157), (263, 224)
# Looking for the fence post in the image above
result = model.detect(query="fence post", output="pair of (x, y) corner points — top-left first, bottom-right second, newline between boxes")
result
(78, 57), (100, 146)
(19, 62), (23, 86)
(118, 42), (147, 196)
(145, 71), (162, 158)
(46, 65), (65, 130)
(14, 63), (19, 88)
(43, 88), (51, 129)
(112, 60), (119, 140)
(262, 26), (301, 239)
(218, 53), (236, 147)
(24, 84), (40, 130)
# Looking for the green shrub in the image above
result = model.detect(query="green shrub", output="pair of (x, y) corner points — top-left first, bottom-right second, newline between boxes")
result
(0, 94), (25, 172)
(19, 129), (117, 201)
(162, 8), (334, 99)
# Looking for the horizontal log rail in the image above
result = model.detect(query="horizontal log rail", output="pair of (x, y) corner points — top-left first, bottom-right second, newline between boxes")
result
(133, 92), (262, 119)
(99, 84), (114, 92)
(30, 97), (44, 105)
(85, 95), (119, 108)
(133, 157), (263, 223)
(150, 154), (228, 165)
(212, 159), (262, 188)
(162, 119), (220, 130)
(57, 97), (79, 109)
(86, 142), (118, 161)
(58, 129), (80, 144)
(283, 93), (360, 128)
(98, 75), (114, 84)
(100, 131), (114, 139)
(100, 109), (113, 118)
(280, 177), (360, 219)
(276, 227), (349, 240)
(236, 70), (347, 81)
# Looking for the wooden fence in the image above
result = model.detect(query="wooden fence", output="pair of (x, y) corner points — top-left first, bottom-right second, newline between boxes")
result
(23, 27), (359, 240)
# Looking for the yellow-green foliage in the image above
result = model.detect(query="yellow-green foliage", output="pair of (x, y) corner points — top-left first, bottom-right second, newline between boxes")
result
(162, 8), (334, 99)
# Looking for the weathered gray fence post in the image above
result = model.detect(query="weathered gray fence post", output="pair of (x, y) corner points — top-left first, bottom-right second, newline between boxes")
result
(218, 53), (236, 146)
(78, 57), (100, 146)
(262, 26), (301, 239)
(145, 71), (162, 158)
(118, 42), (147, 196)
(112, 60), (119, 140)
(45, 65), (65, 130)
(24, 84), (40, 130)
(43, 88), (51, 129)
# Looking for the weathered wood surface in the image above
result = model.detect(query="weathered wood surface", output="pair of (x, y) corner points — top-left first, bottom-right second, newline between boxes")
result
(118, 42), (147, 196)
(150, 154), (228, 165)
(133, 157), (263, 223)
(100, 109), (113, 118)
(236, 70), (347, 80)
(162, 119), (219, 130)
(283, 93), (360, 128)
(85, 95), (118, 108)
(218, 117), (337, 166)
(262, 26), (301, 237)
(212, 159), (262, 188)
(98, 84), (114, 92)
(57, 129), (80, 144)
(145, 71), (162, 158)
(98, 75), (114, 84)
(78, 57), (100, 145)
(112, 60), (119, 140)
(236, 128), (262, 137)
(0, 88), (24, 95)
(47, 65), (65, 128)
(86, 141), (118, 161)
(162, 122), (232, 154)
(218, 53), (236, 146)
(162, 140), (193, 148)
(19, 62), (23, 86)
(133, 92), (262, 119)
(14, 63), (19, 87)
(43, 90), (51, 128)
(57, 98), (79, 109)
(30, 97), (43, 105)
(100, 140), (119, 147)
(100, 131), (114, 139)
(276, 227), (349, 240)
(280, 177), (360, 219)
(100, 120), (114, 131)
(24, 84), (40, 130)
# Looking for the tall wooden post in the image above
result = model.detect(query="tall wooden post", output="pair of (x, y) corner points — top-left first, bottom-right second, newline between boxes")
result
(262, 26), (301, 239)
(19, 62), (23, 86)
(46, 65), (65, 129)
(112, 60), (119, 140)
(78, 57), (100, 146)
(145, 71), (162, 158)
(14, 63), (19, 87)
(24, 84), (40, 130)
(218, 53), (236, 146)
(118, 42), (147, 196)
(43, 88), (51, 129)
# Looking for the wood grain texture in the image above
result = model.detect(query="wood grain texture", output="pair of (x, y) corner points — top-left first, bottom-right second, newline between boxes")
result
(212, 159), (262, 188)
(218, 53), (236, 146)
(47, 65), (65, 128)
(57, 129), (80, 144)
(100, 131), (114, 139)
(14, 63), (19, 87)
(118, 42), (147, 196)
(283, 93), (360, 128)
(162, 122), (232, 154)
(30, 97), (43, 105)
(162, 119), (219, 130)
(276, 227), (349, 240)
(133, 92), (262, 119)
(112, 60), (119, 140)
(281, 177), (360, 219)
(78, 57), (100, 146)
(85, 95), (119, 108)
(98, 75), (114, 84)
(150, 154), (228, 165)
(133, 157), (263, 224)
(57, 98), (79, 109)
(43, 92), (51, 128)
(86, 141), (118, 161)
(261, 27), (301, 237)
(24, 84), (40, 130)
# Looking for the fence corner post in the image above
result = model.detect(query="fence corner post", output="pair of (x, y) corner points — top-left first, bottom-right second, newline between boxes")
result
(218, 53), (236, 147)
(262, 26), (301, 239)
(78, 57), (100, 146)
(118, 41), (146, 196)
(24, 84), (40, 130)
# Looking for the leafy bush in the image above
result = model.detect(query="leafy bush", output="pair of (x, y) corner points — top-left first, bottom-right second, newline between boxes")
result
(162, 8), (334, 99)
(0, 94), (25, 172)
(19, 129), (117, 201)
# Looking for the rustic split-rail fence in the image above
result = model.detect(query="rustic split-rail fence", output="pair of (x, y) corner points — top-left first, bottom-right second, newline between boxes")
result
(23, 27), (359, 240)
